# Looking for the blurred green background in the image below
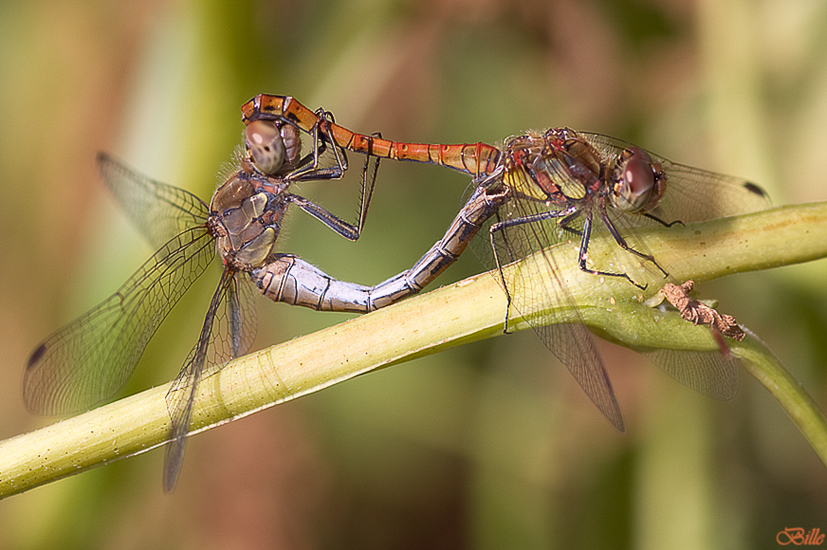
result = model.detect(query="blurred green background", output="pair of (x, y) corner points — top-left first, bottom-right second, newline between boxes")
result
(1, 0), (826, 548)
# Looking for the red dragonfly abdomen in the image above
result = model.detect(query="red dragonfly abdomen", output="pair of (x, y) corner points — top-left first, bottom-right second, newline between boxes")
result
(242, 94), (502, 177)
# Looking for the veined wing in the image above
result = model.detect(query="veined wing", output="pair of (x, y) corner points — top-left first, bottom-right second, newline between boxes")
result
(581, 132), (772, 223)
(483, 167), (625, 432)
(163, 268), (257, 491)
(642, 347), (738, 401)
(98, 153), (211, 249)
(497, 134), (743, 404)
(24, 227), (216, 415)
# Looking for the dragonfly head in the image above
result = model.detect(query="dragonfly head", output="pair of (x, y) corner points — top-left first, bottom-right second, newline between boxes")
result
(611, 146), (666, 213)
(245, 120), (301, 175)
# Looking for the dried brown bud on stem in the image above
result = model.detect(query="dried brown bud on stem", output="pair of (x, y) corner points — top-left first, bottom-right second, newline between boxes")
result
(660, 280), (745, 341)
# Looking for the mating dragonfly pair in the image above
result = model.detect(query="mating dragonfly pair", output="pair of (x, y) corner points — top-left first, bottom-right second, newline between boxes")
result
(24, 94), (771, 490)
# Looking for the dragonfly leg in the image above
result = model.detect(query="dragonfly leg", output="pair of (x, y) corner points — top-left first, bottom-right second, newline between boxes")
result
(598, 209), (669, 278)
(286, 108), (349, 182)
(284, 128), (380, 242)
(285, 190), (368, 241)
(642, 211), (684, 228)
(254, 186), (508, 312)
(576, 212), (649, 289)
(335, 131), (382, 243)
(488, 205), (576, 334)
(557, 209), (585, 237)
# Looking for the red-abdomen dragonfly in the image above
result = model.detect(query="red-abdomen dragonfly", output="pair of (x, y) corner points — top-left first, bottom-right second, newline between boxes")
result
(242, 94), (772, 431)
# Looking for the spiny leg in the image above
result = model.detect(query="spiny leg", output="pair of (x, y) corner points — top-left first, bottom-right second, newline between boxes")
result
(597, 208), (669, 278)
(489, 205), (577, 334)
(576, 211), (650, 289)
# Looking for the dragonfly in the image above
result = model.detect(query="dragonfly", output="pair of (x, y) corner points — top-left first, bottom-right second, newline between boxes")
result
(242, 94), (773, 431)
(24, 114), (507, 491)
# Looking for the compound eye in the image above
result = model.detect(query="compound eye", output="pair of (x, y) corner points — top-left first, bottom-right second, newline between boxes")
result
(615, 147), (655, 212)
(245, 120), (286, 175)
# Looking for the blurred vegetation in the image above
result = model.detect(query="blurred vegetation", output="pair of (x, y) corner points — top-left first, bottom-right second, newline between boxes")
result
(0, 0), (825, 548)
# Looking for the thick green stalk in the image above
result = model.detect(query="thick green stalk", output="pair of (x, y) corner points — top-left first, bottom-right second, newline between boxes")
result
(1, 203), (826, 498)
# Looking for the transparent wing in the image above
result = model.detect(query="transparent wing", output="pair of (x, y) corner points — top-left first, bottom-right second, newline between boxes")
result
(162, 268), (257, 491)
(481, 169), (625, 432)
(582, 133), (749, 398)
(483, 131), (748, 408)
(582, 132), (772, 222)
(642, 348), (738, 401)
(490, 190), (740, 411)
(24, 227), (216, 415)
(98, 153), (211, 249)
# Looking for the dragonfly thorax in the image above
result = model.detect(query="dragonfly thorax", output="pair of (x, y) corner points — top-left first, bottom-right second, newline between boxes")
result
(209, 171), (285, 271)
(516, 128), (605, 203)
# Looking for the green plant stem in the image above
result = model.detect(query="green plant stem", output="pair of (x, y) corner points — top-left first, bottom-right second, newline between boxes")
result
(735, 336), (827, 461)
(1, 202), (826, 498)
